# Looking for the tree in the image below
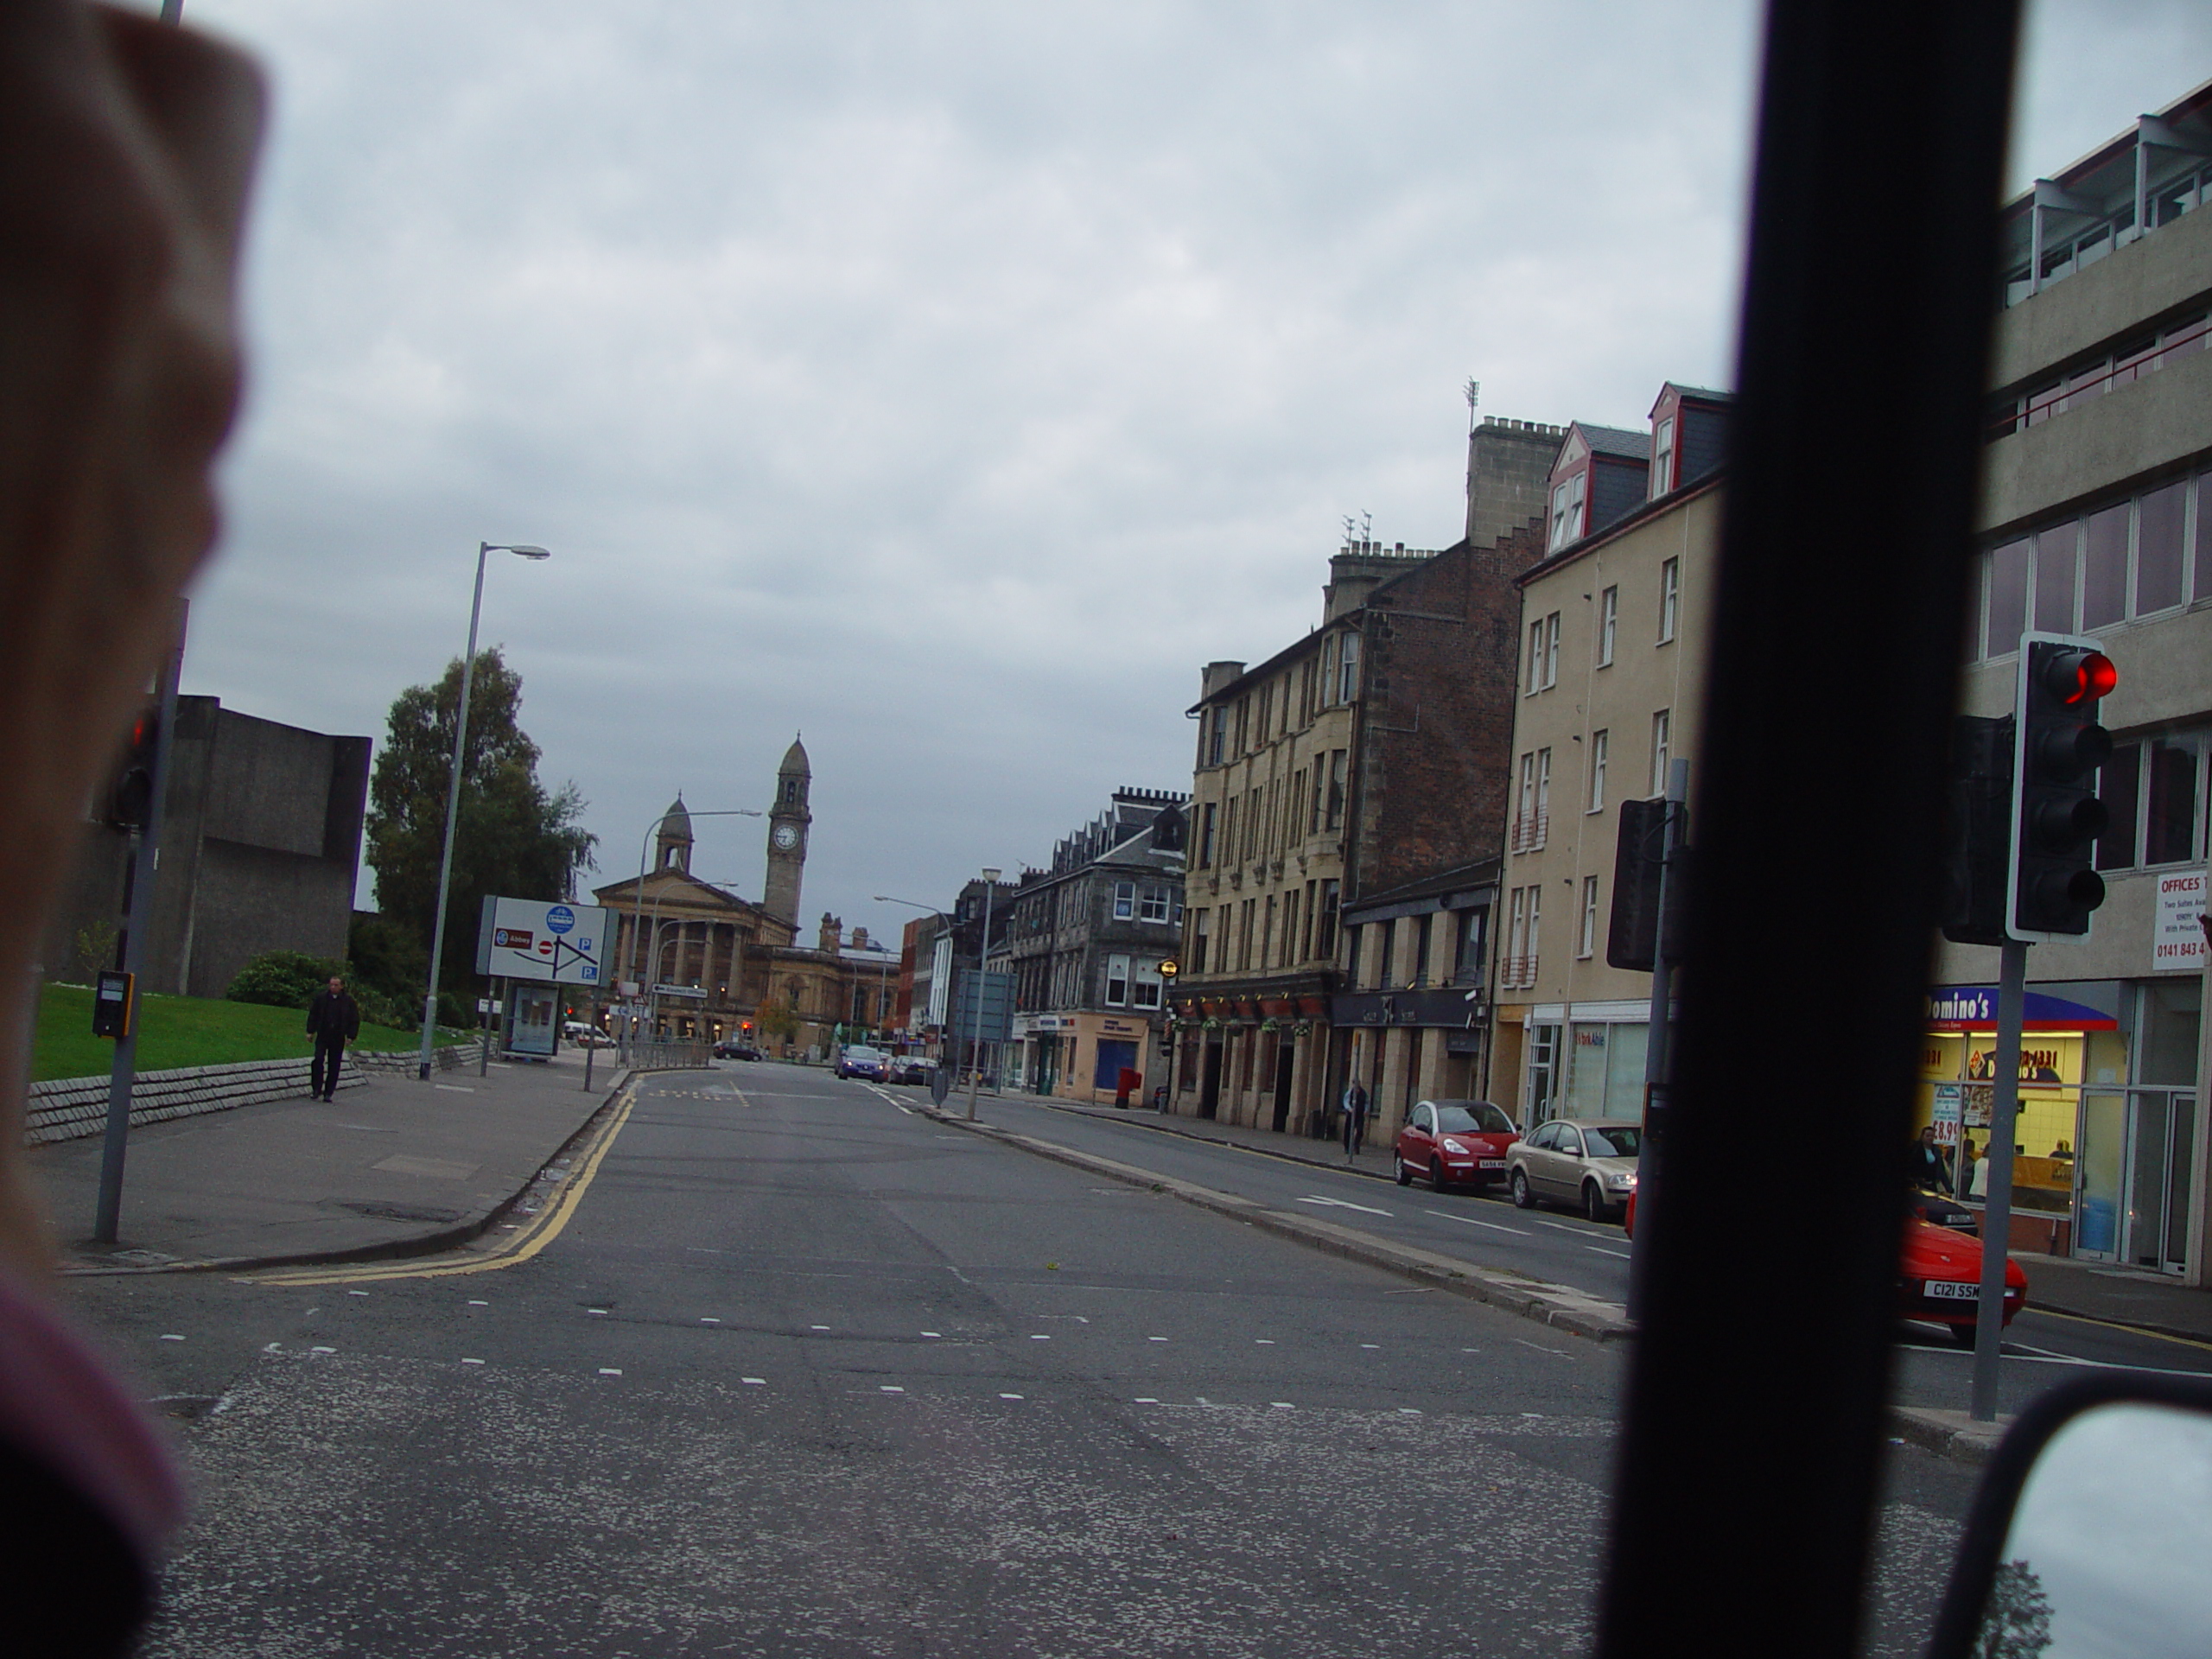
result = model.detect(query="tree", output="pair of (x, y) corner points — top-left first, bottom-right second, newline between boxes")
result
(364, 648), (596, 1001)
(1973, 1560), (2054, 1659)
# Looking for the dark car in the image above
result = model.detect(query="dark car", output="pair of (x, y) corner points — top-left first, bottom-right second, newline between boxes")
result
(890, 1057), (932, 1085)
(1907, 1191), (1979, 1235)
(713, 1041), (762, 1061)
(834, 1045), (888, 1080)
(1394, 1099), (1519, 1192)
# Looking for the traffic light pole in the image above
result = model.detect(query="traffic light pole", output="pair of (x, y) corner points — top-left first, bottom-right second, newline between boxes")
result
(94, 602), (188, 1245)
(1969, 937), (2025, 1422)
(1628, 759), (1688, 1325)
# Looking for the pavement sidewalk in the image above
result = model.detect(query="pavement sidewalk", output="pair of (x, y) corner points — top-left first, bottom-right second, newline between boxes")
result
(1014, 1096), (1401, 1181)
(27, 1050), (628, 1274)
(1007, 1097), (2212, 1345)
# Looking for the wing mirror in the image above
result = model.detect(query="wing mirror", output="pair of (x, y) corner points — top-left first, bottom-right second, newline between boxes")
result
(1929, 1374), (2212, 1658)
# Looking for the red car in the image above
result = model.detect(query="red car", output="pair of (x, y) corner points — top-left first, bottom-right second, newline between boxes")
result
(1394, 1099), (1518, 1192)
(1625, 1193), (2027, 1345)
(1899, 1216), (2027, 1344)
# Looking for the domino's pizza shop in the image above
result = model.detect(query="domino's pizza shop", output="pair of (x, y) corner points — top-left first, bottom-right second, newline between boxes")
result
(1917, 979), (2199, 1271)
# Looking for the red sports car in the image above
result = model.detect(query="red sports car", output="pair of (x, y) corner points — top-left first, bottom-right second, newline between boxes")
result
(1898, 1215), (2027, 1344)
(1624, 1193), (2027, 1344)
(1394, 1099), (1518, 1192)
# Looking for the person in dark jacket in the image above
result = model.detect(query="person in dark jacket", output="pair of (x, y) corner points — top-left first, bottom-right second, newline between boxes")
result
(306, 976), (361, 1102)
(1343, 1077), (1371, 1158)
(1909, 1124), (1953, 1195)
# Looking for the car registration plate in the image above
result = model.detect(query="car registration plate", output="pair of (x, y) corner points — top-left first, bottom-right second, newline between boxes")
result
(1479, 1159), (1506, 1170)
(1924, 1280), (1979, 1301)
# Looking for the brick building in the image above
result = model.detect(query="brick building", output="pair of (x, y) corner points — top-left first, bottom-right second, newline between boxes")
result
(1168, 417), (1552, 1140)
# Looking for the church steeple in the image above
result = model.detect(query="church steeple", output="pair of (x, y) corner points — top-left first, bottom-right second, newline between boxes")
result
(655, 795), (694, 874)
(764, 737), (810, 925)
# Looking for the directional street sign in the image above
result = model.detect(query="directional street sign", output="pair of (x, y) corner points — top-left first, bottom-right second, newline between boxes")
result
(474, 897), (618, 986)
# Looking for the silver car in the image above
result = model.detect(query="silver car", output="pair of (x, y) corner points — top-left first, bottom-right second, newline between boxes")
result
(1506, 1116), (1642, 1223)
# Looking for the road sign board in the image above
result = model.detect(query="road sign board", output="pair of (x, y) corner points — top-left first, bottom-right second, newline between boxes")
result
(474, 897), (617, 985)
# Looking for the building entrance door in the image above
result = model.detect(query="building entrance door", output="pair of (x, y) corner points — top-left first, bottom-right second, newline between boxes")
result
(1199, 1041), (1224, 1120)
(2075, 1090), (2126, 1258)
(2121, 1089), (2195, 1272)
(1035, 1035), (1060, 1096)
(1271, 1042), (1295, 1133)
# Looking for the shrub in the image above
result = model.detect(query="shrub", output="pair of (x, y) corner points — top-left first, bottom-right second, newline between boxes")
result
(226, 950), (345, 1010)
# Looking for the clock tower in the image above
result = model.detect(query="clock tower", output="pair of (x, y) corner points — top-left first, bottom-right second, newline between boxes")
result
(763, 734), (810, 926)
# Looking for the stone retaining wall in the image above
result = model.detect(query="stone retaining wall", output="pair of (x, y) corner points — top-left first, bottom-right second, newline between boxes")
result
(26, 1044), (471, 1146)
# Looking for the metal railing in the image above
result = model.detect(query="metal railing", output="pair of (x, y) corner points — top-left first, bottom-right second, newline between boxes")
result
(622, 1038), (712, 1072)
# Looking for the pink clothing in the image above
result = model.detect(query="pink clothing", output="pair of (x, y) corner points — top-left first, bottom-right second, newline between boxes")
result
(0, 1265), (182, 1562)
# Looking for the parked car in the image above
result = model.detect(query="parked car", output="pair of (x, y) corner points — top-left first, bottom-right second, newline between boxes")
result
(1907, 1191), (1980, 1235)
(1393, 1099), (1518, 1191)
(834, 1045), (887, 1080)
(714, 1041), (762, 1061)
(1506, 1117), (1642, 1222)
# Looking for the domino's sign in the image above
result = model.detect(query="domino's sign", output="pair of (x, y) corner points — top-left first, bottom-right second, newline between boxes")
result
(475, 897), (616, 985)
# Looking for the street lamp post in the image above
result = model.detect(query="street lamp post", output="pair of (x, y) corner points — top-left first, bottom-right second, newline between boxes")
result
(966, 869), (1001, 1122)
(418, 541), (550, 1081)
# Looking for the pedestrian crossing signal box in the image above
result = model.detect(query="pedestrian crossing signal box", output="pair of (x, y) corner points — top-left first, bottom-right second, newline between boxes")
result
(92, 969), (135, 1039)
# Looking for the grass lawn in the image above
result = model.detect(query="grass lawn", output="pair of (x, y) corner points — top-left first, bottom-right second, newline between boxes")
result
(35, 982), (432, 1084)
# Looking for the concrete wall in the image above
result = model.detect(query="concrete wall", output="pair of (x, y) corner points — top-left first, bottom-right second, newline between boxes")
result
(1986, 198), (2212, 392)
(44, 698), (371, 999)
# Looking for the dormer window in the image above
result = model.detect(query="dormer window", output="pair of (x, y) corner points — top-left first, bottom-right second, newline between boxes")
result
(1548, 472), (1586, 551)
(1650, 417), (1675, 500)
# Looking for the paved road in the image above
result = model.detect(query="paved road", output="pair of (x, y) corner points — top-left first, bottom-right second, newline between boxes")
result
(950, 1087), (2212, 1411)
(71, 1065), (1979, 1656)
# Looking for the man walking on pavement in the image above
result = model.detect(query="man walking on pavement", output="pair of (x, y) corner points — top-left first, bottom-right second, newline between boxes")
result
(307, 975), (360, 1102)
(1343, 1074), (1371, 1159)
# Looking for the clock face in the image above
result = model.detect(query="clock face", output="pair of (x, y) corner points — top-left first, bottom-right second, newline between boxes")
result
(772, 823), (800, 851)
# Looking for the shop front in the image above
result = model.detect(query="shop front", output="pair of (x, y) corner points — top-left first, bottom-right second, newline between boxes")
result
(1011, 1010), (1159, 1104)
(1511, 1001), (1662, 1130)
(1920, 982), (2198, 1271)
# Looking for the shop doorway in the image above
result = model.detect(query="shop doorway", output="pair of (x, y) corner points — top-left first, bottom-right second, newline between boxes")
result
(1034, 1035), (1060, 1096)
(1199, 1041), (1223, 1120)
(1271, 1041), (1295, 1132)
(1524, 1024), (1560, 1128)
(2123, 1089), (2194, 1271)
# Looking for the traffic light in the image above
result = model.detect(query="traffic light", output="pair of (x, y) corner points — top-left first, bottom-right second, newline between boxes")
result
(2008, 632), (2117, 940)
(1606, 799), (1689, 971)
(105, 708), (160, 830)
(1937, 715), (2013, 947)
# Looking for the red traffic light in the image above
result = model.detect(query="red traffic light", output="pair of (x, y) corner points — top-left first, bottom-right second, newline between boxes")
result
(2044, 648), (2117, 705)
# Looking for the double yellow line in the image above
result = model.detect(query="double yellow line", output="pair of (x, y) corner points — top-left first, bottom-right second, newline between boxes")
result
(248, 1084), (639, 1287)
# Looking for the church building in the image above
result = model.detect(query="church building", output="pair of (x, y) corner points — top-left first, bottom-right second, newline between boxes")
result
(591, 736), (893, 1056)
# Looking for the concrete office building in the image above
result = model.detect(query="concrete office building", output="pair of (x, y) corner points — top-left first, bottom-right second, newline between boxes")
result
(1934, 79), (2212, 1276)
(45, 696), (371, 1000)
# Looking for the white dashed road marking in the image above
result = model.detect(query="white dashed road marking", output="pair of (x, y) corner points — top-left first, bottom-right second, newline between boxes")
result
(1297, 1194), (1395, 1217)
(160, 1334), (184, 1342)
(741, 1376), (766, 1386)
(1422, 1208), (1532, 1236)
(599, 1368), (622, 1376)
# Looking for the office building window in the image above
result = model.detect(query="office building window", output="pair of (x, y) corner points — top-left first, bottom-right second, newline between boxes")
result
(1338, 631), (1362, 702)
(1650, 417), (1675, 499)
(1190, 910), (1210, 974)
(1105, 954), (1130, 1007)
(1452, 906), (1486, 987)
(1197, 803), (1216, 868)
(1325, 750), (1347, 832)
(1317, 879), (1339, 960)
(1579, 875), (1600, 959)
(1505, 888), (1527, 986)
(1139, 887), (1170, 924)
(1113, 881), (1135, 920)
(1413, 912), (1433, 986)
(1974, 466), (2209, 658)
(1599, 587), (1618, 667)
(1589, 730), (1609, 812)
(1658, 557), (1680, 643)
(1527, 618), (1546, 694)
(1544, 612), (1561, 689)
(1651, 709), (1672, 797)
(1375, 919), (1395, 989)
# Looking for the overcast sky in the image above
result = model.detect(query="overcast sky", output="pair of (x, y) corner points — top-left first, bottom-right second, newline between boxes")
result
(158, 0), (2212, 946)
